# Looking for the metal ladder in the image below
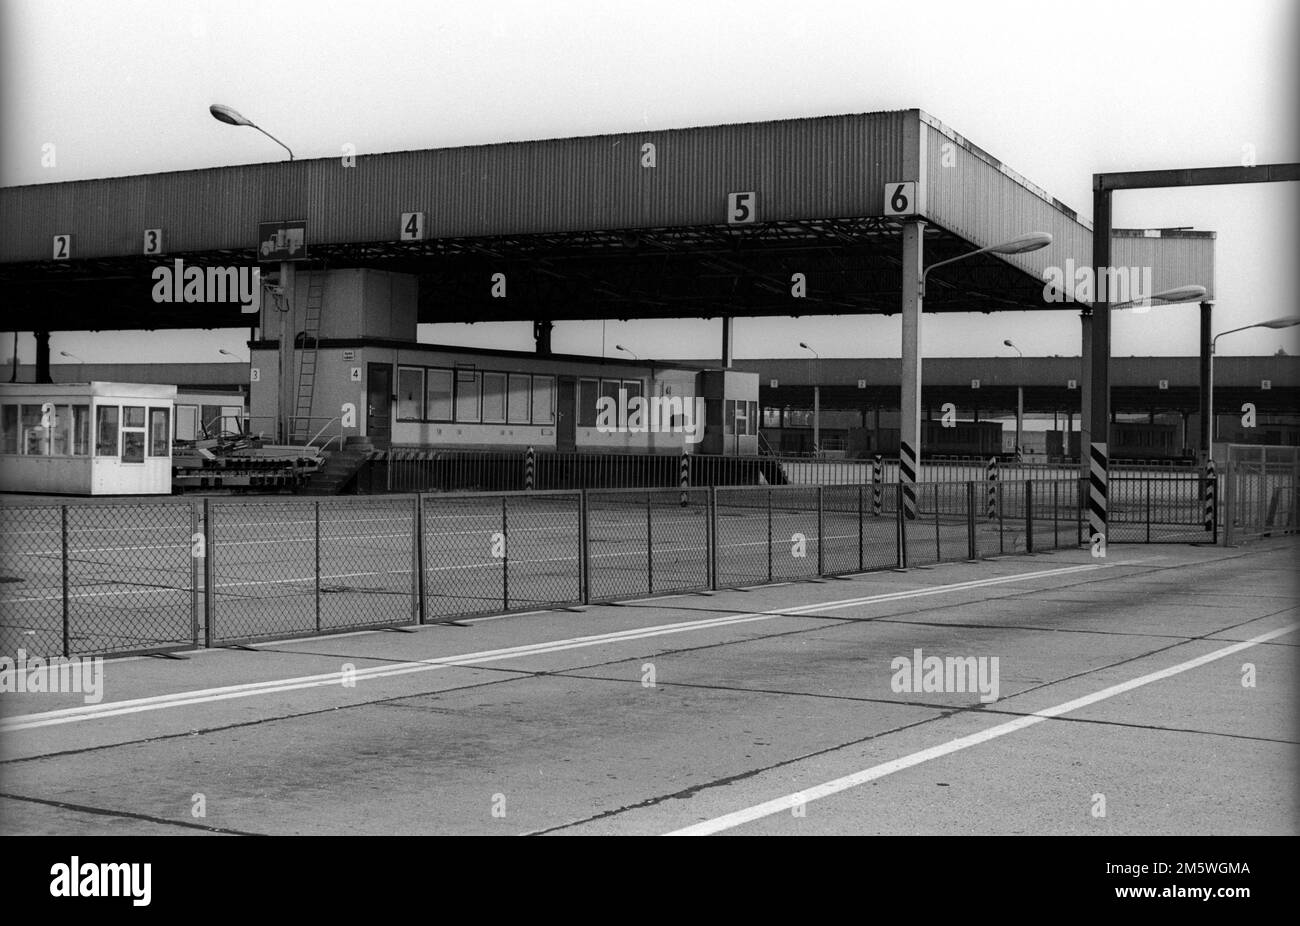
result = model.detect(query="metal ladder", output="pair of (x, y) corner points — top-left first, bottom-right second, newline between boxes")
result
(292, 271), (325, 442)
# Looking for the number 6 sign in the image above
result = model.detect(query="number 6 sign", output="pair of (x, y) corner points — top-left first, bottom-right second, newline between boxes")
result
(884, 182), (917, 217)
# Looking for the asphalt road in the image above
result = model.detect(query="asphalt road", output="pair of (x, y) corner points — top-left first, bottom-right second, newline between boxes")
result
(1, 536), (1295, 835)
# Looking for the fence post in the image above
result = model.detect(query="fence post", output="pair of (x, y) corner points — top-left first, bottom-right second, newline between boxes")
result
(872, 454), (883, 516)
(680, 451), (689, 506)
(314, 500), (322, 632)
(1145, 476), (1152, 544)
(579, 490), (590, 605)
(708, 485), (718, 592)
(61, 505), (70, 657)
(1053, 480), (1060, 550)
(817, 486), (825, 576)
(896, 482), (907, 568)
(501, 497), (509, 610)
(646, 491), (654, 595)
(967, 482), (976, 561)
(412, 494), (424, 624)
(203, 498), (214, 648)
(525, 446), (535, 491)
(1224, 460), (1235, 545)
(190, 501), (200, 646)
(933, 484), (941, 562)
(857, 483), (865, 572)
(766, 487), (773, 583)
(1025, 480), (1034, 553)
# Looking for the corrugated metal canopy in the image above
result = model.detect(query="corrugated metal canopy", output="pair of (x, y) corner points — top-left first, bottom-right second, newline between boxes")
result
(0, 109), (1215, 331)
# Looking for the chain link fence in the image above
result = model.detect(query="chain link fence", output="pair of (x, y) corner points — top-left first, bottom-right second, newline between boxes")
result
(3, 467), (1219, 657)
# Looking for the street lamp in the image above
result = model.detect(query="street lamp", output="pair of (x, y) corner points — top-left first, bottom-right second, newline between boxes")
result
(799, 342), (821, 456)
(898, 232), (1052, 513)
(1002, 340), (1025, 459)
(218, 349), (247, 362)
(1207, 315), (1300, 461)
(209, 104), (295, 160)
(1112, 285), (1207, 311)
(59, 350), (85, 382)
(614, 344), (638, 360)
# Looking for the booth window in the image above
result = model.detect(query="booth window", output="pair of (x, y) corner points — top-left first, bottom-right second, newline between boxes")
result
(482, 372), (507, 423)
(747, 401), (759, 436)
(507, 374), (531, 424)
(95, 406), (120, 456)
(724, 400), (737, 435)
(121, 406), (146, 463)
(454, 370), (481, 422)
(149, 408), (170, 456)
(21, 405), (49, 455)
(70, 405), (89, 455)
(531, 375), (555, 425)
(578, 379), (599, 427)
(396, 367), (424, 421)
(0, 405), (16, 454)
(425, 369), (453, 421)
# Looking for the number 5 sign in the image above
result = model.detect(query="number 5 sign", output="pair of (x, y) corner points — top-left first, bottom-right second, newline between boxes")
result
(884, 182), (917, 217)
(727, 192), (757, 225)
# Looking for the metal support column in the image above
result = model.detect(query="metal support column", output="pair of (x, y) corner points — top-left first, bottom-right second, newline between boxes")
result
(899, 220), (925, 520)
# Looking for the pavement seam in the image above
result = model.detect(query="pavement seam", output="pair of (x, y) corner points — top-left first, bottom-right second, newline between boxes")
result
(0, 790), (265, 836)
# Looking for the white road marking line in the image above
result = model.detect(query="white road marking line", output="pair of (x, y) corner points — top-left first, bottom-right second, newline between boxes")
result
(663, 621), (1299, 836)
(0, 563), (1101, 731)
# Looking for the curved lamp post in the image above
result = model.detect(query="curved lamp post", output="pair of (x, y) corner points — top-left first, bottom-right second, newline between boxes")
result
(209, 104), (295, 160)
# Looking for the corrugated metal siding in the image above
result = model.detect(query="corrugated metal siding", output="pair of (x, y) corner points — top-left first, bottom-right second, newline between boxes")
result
(1, 111), (916, 263)
(924, 123), (1091, 292)
(923, 123), (1215, 303)
(1110, 232), (1216, 301)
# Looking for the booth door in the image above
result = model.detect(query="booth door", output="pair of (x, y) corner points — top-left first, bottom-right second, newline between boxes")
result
(367, 363), (392, 445)
(556, 377), (576, 453)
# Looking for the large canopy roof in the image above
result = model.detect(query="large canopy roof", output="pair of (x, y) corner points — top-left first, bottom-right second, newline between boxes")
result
(0, 109), (1215, 331)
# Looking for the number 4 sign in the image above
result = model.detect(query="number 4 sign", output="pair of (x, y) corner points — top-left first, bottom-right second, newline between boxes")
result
(884, 182), (917, 217)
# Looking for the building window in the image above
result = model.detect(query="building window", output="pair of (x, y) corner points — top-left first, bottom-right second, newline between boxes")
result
(149, 408), (170, 456)
(507, 374), (531, 424)
(426, 369), (453, 421)
(530, 375), (554, 425)
(482, 372), (507, 423)
(578, 378), (599, 427)
(455, 370), (481, 422)
(763, 406), (781, 429)
(95, 406), (119, 456)
(397, 367), (424, 421)
(0, 404), (17, 454)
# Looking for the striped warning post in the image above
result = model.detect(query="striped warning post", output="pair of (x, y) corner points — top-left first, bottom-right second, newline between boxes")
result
(524, 445), (535, 490)
(872, 454), (883, 516)
(1088, 442), (1108, 545)
(679, 451), (690, 506)
(985, 457), (998, 520)
(899, 442), (918, 520)
(1204, 459), (1216, 531)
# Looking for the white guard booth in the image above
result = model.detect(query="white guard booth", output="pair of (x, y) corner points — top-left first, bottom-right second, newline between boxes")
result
(0, 382), (176, 495)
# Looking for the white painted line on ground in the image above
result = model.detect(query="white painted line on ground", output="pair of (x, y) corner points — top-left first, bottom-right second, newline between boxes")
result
(0, 563), (1102, 731)
(663, 621), (1299, 836)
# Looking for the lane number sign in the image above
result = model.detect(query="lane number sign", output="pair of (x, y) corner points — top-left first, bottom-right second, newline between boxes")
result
(400, 212), (426, 241)
(52, 234), (71, 260)
(143, 229), (163, 255)
(727, 192), (757, 225)
(884, 182), (917, 217)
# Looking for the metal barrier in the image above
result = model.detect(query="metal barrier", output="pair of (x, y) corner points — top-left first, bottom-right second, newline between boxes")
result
(1223, 445), (1299, 545)
(3, 470), (1232, 659)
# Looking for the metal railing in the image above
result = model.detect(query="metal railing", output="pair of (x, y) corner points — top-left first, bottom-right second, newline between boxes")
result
(0, 472), (1222, 659)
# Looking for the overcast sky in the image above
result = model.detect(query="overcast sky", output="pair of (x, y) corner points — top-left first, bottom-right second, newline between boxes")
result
(2, 0), (1297, 366)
